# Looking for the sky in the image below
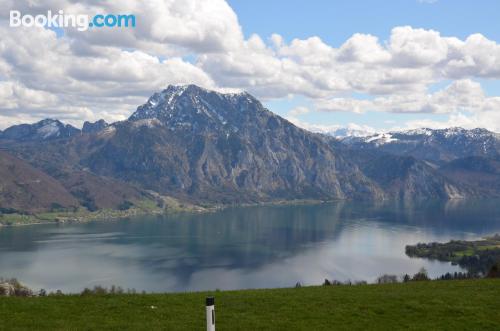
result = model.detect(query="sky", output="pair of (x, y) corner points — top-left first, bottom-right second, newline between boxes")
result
(1, 0), (500, 134)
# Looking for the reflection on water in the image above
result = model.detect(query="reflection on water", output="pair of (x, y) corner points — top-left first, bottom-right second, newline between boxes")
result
(0, 200), (500, 293)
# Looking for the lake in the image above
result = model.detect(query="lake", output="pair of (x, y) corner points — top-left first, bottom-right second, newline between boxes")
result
(1, 199), (500, 293)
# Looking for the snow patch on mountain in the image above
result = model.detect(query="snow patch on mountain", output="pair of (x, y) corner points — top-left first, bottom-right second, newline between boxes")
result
(37, 121), (61, 139)
(365, 133), (398, 145)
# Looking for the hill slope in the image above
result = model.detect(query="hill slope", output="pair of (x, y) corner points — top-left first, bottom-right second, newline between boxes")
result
(0, 280), (498, 330)
(0, 151), (78, 213)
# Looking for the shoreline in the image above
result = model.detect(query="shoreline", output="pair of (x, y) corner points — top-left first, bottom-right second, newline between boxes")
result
(0, 196), (485, 228)
(0, 198), (335, 228)
(0, 202), (213, 228)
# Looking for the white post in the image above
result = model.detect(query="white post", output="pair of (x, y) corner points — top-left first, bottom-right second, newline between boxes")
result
(206, 296), (215, 331)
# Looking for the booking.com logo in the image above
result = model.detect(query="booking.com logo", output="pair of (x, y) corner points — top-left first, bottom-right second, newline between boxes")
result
(9, 10), (136, 31)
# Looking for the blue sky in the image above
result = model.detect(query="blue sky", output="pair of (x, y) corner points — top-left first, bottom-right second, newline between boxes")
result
(2, 0), (500, 133)
(228, 0), (500, 44)
(227, 0), (500, 132)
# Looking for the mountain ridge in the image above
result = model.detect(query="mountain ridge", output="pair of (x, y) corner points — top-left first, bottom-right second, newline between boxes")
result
(1, 84), (497, 216)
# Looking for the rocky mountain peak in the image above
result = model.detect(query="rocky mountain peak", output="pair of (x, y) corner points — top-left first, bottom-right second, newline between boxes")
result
(128, 84), (266, 133)
(0, 118), (80, 141)
(82, 119), (109, 134)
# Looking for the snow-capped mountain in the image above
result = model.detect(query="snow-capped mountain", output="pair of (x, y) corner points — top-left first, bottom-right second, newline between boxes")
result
(3, 85), (499, 215)
(289, 122), (375, 138)
(93, 84), (386, 202)
(341, 127), (500, 164)
(0, 119), (80, 141)
(318, 127), (375, 138)
(129, 84), (259, 134)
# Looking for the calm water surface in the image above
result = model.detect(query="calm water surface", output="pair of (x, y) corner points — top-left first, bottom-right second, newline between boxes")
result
(1, 200), (500, 293)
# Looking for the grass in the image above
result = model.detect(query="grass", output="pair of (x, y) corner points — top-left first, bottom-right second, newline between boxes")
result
(0, 279), (499, 330)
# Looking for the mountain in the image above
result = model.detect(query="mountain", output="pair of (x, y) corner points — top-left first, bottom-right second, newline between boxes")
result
(55, 170), (150, 211)
(339, 146), (471, 200)
(84, 85), (384, 202)
(439, 156), (500, 196)
(0, 119), (81, 141)
(325, 127), (375, 138)
(0, 146), (152, 214)
(0, 85), (490, 215)
(82, 120), (109, 134)
(341, 128), (500, 165)
(288, 123), (375, 138)
(0, 150), (79, 213)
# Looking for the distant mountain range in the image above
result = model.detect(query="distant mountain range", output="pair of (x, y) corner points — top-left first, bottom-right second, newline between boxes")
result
(339, 128), (500, 164)
(1, 85), (499, 214)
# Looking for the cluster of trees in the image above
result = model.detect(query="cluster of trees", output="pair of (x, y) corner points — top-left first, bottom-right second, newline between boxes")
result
(80, 285), (141, 296)
(318, 268), (432, 287)
(3, 263), (500, 297)
(320, 279), (368, 286)
(437, 272), (475, 280)
(406, 241), (468, 260)
(458, 251), (500, 275)
(0, 279), (143, 297)
(405, 236), (500, 276)
(319, 264), (500, 288)
(376, 268), (431, 284)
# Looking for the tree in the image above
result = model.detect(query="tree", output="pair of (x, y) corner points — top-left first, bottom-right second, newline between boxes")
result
(377, 274), (399, 284)
(412, 267), (430, 281)
(487, 262), (500, 278)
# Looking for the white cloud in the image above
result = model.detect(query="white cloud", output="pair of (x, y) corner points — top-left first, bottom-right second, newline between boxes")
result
(0, 0), (243, 56)
(0, 0), (499, 132)
(289, 106), (310, 116)
(417, 0), (438, 4)
(315, 79), (500, 115)
(337, 33), (390, 64)
(0, 22), (215, 129)
(201, 25), (500, 99)
(389, 26), (450, 67)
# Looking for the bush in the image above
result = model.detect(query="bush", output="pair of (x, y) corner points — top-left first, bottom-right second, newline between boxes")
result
(412, 268), (430, 281)
(487, 262), (500, 278)
(118, 200), (133, 211)
(376, 274), (399, 284)
(50, 203), (65, 212)
(81, 285), (134, 296)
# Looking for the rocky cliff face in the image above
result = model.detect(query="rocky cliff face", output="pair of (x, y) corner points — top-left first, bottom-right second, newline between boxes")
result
(82, 120), (109, 134)
(86, 85), (384, 203)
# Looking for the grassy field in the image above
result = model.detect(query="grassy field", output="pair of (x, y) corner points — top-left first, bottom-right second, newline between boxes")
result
(0, 279), (499, 330)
